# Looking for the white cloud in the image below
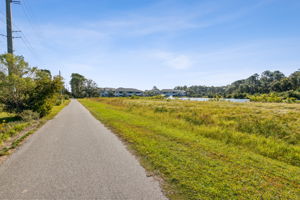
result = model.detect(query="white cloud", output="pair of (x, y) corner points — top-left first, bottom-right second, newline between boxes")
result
(3, 0), (297, 90)
(77, 0), (270, 37)
(154, 51), (193, 70)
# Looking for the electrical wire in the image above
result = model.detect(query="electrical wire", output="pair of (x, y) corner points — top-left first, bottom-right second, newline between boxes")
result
(0, 3), (42, 62)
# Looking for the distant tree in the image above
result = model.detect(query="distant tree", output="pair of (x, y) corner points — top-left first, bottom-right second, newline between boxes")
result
(84, 79), (99, 97)
(270, 81), (282, 92)
(70, 74), (100, 98)
(273, 70), (285, 81)
(259, 70), (285, 93)
(279, 78), (293, 91)
(247, 73), (260, 85)
(152, 86), (159, 91)
(70, 73), (86, 98)
(144, 86), (161, 96)
(107, 90), (115, 97)
(289, 70), (300, 90)
(174, 70), (299, 99)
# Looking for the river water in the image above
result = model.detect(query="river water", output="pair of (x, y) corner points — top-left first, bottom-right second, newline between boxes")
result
(177, 97), (250, 103)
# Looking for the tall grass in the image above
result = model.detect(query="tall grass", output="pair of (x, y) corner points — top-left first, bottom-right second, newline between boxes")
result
(80, 98), (300, 200)
(0, 100), (70, 147)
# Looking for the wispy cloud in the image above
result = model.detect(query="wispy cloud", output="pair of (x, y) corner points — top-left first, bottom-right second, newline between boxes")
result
(14, 0), (271, 53)
(152, 51), (193, 70)
(2, 0), (298, 89)
(79, 0), (271, 37)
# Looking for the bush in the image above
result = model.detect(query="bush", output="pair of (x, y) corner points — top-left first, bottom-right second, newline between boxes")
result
(0, 54), (64, 117)
(55, 100), (62, 106)
(35, 99), (54, 117)
(248, 93), (297, 103)
(286, 90), (300, 99)
(64, 94), (70, 100)
(130, 95), (141, 99)
(147, 95), (165, 100)
(154, 106), (168, 113)
(19, 110), (40, 121)
(284, 97), (297, 103)
(232, 93), (248, 99)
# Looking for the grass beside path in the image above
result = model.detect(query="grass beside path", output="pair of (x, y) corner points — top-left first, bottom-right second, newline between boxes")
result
(80, 98), (300, 200)
(0, 100), (70, 156)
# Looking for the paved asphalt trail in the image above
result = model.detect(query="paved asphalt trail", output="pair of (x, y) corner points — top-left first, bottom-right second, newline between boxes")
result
(0, 100), (167, 200)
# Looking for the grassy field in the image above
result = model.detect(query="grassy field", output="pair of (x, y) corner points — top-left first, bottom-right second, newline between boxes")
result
(0, 100), (70, 148)
(79, 98), (300, 200)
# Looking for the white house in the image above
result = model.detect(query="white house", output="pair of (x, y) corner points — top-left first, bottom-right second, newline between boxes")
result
(115, 88), (144, 97)
(99, 88), (116, 97)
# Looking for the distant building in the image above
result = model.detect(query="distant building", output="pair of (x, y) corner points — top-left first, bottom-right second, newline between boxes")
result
(161, 89), (186, 97)
(99, 87), (185, 97)
(115, 88), (144, 97)
(99, 88), (116, 97)
(144, 89), (161, 96)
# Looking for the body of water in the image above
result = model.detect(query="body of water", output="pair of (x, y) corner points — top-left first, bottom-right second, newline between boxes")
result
(176, 97), (250, 103)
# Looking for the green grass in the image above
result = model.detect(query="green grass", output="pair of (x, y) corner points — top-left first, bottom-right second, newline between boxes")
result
(0, 100), (70, 149)
(79, 98), (300, 200)
(0, 112), (9, 118)
(0, 114), (28, 146)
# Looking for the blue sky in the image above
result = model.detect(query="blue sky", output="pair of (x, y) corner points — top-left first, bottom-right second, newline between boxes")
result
(0, 0), (299, 90)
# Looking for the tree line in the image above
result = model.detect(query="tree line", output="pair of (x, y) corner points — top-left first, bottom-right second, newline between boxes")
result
(175, 70), (300, 99)
(69, 73), (98, 98)
(0, 54), (65, 118)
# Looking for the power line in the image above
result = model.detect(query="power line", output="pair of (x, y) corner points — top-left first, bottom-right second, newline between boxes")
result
(22, 0), (36, 20)
(15, 1), (43, 62)
(0, 1), (42, 62)
(20, 0), (38, 34)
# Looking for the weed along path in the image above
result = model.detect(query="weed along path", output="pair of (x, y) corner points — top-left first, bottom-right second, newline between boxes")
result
(0, 100), (167, 200)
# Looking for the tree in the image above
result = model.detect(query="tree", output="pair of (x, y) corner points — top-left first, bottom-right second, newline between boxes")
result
(0, 54), (63, 116)
(70, 74), (99, 98)
(270, 81), (282, 92)
(289, 70), (300, 90)
(144, 86), (161, 96)
(0, 54), (35, 113)
(29, 70), (63, 116)
(84, 79), (99, 97)
(279, 78), (293, 91)
(70, 73), (86, 98)
(273, 70), (285, 81)
(173, 70), (299, 99)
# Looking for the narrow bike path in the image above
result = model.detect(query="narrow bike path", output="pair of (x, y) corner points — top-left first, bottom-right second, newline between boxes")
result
(0, 100), (166, 200)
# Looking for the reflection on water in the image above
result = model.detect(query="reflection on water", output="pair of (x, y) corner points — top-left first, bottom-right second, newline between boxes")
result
(178, 97), (250, 103)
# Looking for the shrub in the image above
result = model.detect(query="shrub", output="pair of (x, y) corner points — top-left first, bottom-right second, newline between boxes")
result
(148, 95), (165, 100)
(130, 95), (141, 99)
(283, 97), (297, 103)
(35, 99), (54, 117)
(0, 54), (64, 117)
(55, 100), (62, 106)
(248, 92), (299, 103)
(19, 110), (40, 122)
(64, 94), (70, 100)
(248, 93), (295, 103)
(154, 106), (168, 113)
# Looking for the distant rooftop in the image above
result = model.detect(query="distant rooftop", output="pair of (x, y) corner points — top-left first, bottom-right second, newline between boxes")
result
(116, 88), (143, 92)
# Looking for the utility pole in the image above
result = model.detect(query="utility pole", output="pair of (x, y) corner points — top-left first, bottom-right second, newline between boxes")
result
(6, 0), (13, 54)
(5, 0), (20, 75)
